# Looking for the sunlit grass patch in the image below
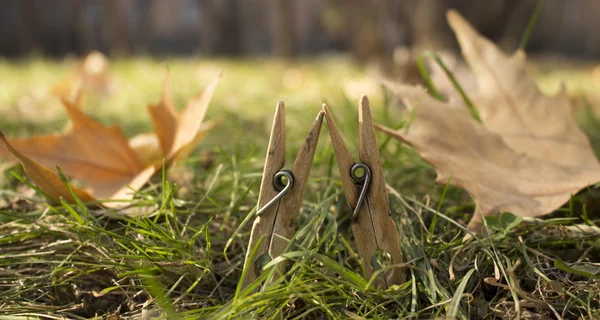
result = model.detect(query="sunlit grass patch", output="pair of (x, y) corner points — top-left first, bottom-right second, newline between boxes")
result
(1, 56), (599, 319)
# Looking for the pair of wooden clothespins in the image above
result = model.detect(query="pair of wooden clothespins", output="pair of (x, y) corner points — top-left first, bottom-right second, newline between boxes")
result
(242, 96), (404, 290)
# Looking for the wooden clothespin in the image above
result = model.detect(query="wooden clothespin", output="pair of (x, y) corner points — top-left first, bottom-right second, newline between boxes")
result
(323, 95), (404, 288)
(242, 101), (324, 289)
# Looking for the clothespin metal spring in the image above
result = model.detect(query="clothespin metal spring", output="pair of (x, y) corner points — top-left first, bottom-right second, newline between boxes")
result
(256, 170), (294, 216)
(350, 162), (371, 221)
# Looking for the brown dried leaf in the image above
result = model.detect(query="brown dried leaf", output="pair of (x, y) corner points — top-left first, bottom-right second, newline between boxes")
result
(127, 132), (163, 167)
(447, 10), (598, 168)
(0, 99), (146, 199)
(0, 101), (157, 207)
(0, 131), (95, 204)
(377, 10), (600, 223)
(0, 72), (219, 208)
(148, 72), (221, 163)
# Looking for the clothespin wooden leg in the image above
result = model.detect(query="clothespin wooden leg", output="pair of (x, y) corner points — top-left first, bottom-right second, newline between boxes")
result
(270, 111), (324, 260)
(242, 102), (286, 289)
(323, 95), (404, 289)
(242, 102), (324, 289)
(358, 96), (404, 286)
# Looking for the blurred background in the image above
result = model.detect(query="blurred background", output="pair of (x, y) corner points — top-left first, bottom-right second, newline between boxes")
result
(2, 0), (600, 60)
(3, 0), (600, 140)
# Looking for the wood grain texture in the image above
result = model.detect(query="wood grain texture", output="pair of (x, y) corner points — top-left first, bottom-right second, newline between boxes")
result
(323, 104), (384, 288)
(242, 101), (286, 288)
(358, 95), (404, 286)
(270, 111), (324, 261)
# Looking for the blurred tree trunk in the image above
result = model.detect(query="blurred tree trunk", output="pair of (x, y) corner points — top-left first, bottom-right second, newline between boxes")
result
(373, 0), (409, 52)
(199, 0), (219, 54)
(103, 0), (130, 56)
(498, 0), (536, 50)
(134, 0), (154, 54)
(18, 0), (39, 55)
(6, 0), (600, 58)
(293, 0), (328, 54)
(582, 0), (600, 55)
(200, 0), (240, 55)
(411, 0), (449, 51)
(268, 0), (295, 57)
(70, 0), (92, 55)
(341, 0), (384, 62)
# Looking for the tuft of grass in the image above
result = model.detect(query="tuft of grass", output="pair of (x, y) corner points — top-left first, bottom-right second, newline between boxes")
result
(0, 57), (599, 319)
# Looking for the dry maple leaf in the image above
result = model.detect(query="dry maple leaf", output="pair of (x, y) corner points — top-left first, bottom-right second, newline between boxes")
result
(129, 72), (221, 166)
(148, 72), (221, 161)
(0, 98), (157, 207)
(447, 10), (598, 168)
(0, 130), (95, 204)
(128, 120), (218, 167)
(0, 73), (220, 207)
(377, 10), (600, 231)
(0, 99), (147, 198)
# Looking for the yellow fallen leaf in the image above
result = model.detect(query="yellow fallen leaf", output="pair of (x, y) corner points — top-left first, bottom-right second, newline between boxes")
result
(0, 100), (156, 207)
(378, 10), (600, 230)
(1, 72), (220, 208)
(128, 132), (163, 167)
(0, 99), (146, 199)
(1, 128), (156, 208)
(148, 72), (221, 162)
(129, 120), (219, 167)
(169, 119), (220, 162)
(0, 130), (95, 204)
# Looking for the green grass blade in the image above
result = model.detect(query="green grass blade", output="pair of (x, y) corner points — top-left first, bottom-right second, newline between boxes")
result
(554, 259), (600, 279)
(416, 54), (444, 101)
(418, 50), (481, 123)
(519, 0), (545, 50)
(447, 268), (475, 318)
